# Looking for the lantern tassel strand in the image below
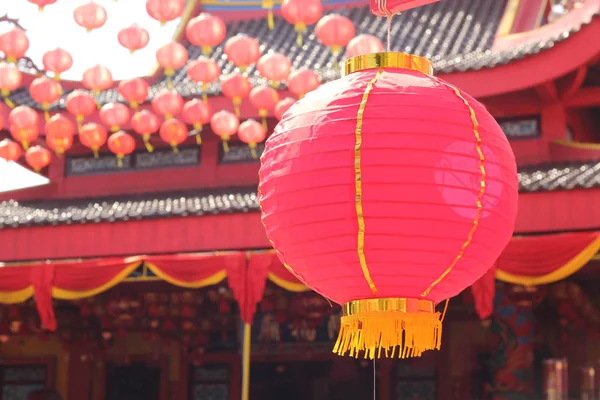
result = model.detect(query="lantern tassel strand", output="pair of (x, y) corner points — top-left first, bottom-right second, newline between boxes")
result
(267, 9), (274, 30)
(195, 132), (202, 145)
(333, 311), (442, 360)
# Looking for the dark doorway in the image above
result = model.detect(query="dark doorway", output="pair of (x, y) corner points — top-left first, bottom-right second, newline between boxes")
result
(104, 362), (161, 400)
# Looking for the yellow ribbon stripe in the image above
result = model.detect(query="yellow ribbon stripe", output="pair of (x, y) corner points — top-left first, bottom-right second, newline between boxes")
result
(145, 263), (227, 289)
(0, 286), (35, 304)
(421, 83), (487, 297)
(267, 272), (309, 292)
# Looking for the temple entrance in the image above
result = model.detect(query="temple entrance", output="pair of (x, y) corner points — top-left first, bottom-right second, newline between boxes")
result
(104, 362), (161, 400)
(249, 359), (377, 400)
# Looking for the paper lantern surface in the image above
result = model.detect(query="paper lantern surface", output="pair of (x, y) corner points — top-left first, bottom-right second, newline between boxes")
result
(259, 52), (518, 358)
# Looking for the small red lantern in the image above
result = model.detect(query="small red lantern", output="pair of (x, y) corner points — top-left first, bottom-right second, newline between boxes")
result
(107, 131), (135, 166)
(259, 52), (518, 359)
(9, 105), (38, 150)
(182, 98), (212, 144)
(0, 29), (29, 64)
(370, 0), (439, 16)
(146, 0), (185, 25)
(29, 77), (63, 119)
(118, 24), (150, 54)
(0, 62), (22, 106)
(73, 1), (107, 32)
(274, 97), (296, 121)
(152, 90), (183, 120)
(287, 69), (320, 99)
(42, 48), (73, 80)
(238, 119), (266, 159)
(79, 122), (107, 157)
(25, 145), (51, 172)
(257, 53), (292, 87)
(221, 73), (251, 117)
(187, 57), (220, 103)
(210, 110), (239, 152)
(224, 35), (261, 72)
(45, 114), (75, 141)
(159, 118), (188, 152)
(346, 34), (385, 58)
(131, 110), (160, 152)
(65, 90), (96, 128)
(27, 0), (57, 12)
(249, 86), (279, 129)
(0, 139), (22, 162)
(315, 14), (356, 56)
(118, 78), (149, 108)
(186, 13), (227, 55)
(281, 0), (323, 46)
(99, 102), (130, 132)
(156, 42), (188, 87)
(82, 65), (113, 94)
(46, 131), (74, 155)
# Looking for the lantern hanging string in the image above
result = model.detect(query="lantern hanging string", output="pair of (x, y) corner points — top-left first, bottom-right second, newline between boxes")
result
(387, 15), (392, 52)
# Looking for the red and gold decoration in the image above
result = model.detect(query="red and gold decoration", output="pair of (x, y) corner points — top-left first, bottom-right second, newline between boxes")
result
(185, 13), (227, 56)
(44, 114), (75, 155)
(25, 145), (51, 172)
(238, 119), (266, 159)
(249, 85), (279, 129)
(107, 131), (135, 166)
(156, 42), (188, 88)
(79, 122), (107, 158)
(65, 90), (96, 130)
(182, 98), (212, 145)
(210, 110), (239, 152)
(118, 24), (150, 54)
(0, 139), (22, 162)
(258, 52), (519, 358)
(42, 48), (73, 80)
(146, 0), (185, 25)
(369, 0), (440, 16)
(286, 68), (320, 99)
(159, 118), (188, 152)
(257, 52), (292, 88)
(99, 102), (130, 132)
(187, 57), (221, 103)
(73, 1), (107, 33)
(131, 110), (161, 152)
(29, 76), (62, 120)
(0, 62), (22, 108)
(0, 28), (29, 64)
(82, 64), (113, 96)
(221, 73), (251, 116)
(9, 105), (39, 150)
(118, 78), (150, 109)
(281, 0), (323, 46)
(152, 90), (184, 120)
(224, 34), (261, 73)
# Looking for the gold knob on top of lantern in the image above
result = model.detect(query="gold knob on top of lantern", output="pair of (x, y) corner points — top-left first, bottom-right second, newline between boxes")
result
(343, 52), (433, 76)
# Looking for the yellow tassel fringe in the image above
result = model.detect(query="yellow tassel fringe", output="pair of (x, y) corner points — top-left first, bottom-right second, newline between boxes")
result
(333, 311), (442, 359)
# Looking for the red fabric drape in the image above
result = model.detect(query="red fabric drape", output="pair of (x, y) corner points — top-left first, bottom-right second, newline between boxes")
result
(470, 265), (496, 320)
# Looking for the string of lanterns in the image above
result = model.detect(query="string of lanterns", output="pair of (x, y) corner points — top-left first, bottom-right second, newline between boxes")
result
(0, 0), (384, 173)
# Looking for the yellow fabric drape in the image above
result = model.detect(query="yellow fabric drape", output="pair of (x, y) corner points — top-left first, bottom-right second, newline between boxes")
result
(145, 263), (227, 288)
(0, 286), (35, 304)
(267, 272), (309, 292)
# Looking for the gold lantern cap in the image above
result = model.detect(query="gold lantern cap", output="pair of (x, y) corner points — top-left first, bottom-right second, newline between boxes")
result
(343, 52), (433, 76)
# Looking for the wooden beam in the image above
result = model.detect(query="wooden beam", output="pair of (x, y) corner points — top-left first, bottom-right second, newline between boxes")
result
(564, 86), (600, 108)
(535, 81), (559, 103)
(558, 65), (588, 101)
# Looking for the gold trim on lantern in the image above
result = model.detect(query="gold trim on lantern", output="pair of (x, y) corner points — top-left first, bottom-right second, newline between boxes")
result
(344, 52), (433, 77)
(334, 297), (442, 359)
(342, 298), (435, 316)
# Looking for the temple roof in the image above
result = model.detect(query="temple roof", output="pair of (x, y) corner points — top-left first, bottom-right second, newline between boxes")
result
(2, 160), (600, 229)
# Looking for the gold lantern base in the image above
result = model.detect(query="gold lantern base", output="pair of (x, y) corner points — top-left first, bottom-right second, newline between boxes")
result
(333, 298), (442, 359)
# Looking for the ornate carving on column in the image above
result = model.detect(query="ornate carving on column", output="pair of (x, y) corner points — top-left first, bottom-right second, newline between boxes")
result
(490, 281), (546, 400)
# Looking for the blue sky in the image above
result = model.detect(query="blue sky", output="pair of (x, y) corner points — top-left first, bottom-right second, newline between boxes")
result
(3, 0), (182, 81)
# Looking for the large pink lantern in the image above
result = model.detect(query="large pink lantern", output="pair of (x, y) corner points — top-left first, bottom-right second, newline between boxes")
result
(186, 13), (227, 55)
(315, 14), (356, 56)
(257, 53), (292, 86)
(224, 35), (261, 72)
(73, 1), (107, 32)
(346, 34), (385, 58)
(370, 0), (439, 16)
(146, 0), (185, 25)
(42, 48), (73, 80)
(0, 29), (29, 63)
(118, 25), (150, 54)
